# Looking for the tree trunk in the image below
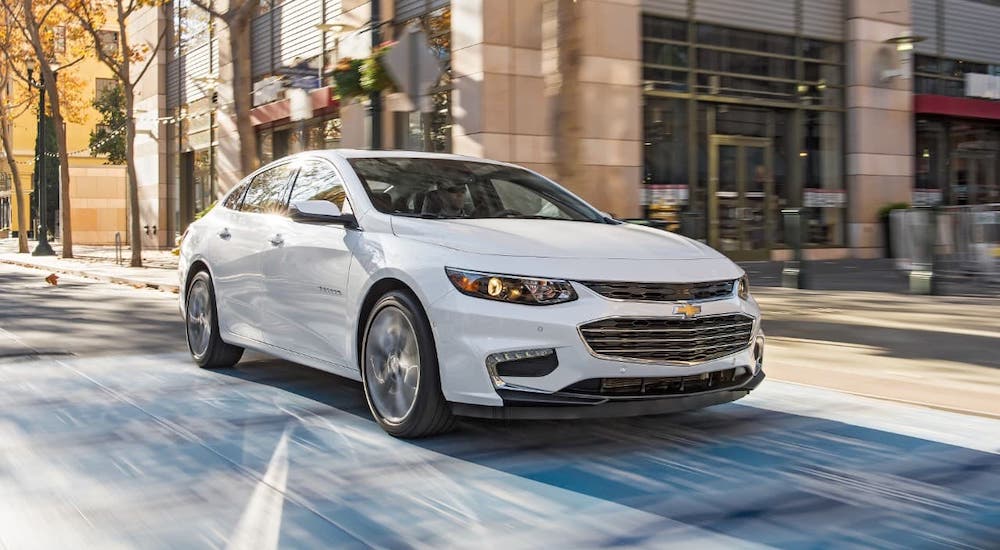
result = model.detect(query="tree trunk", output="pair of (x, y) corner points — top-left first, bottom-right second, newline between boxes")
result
(545, 0), (582, 189)
(1, 121), (29, 253)
(123, 86), (143, 267)
(48, 84), (73, 258)
(229, 15), (258, 176)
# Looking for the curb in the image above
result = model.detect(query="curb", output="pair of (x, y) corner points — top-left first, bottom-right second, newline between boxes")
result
(0, 258), (180, 294)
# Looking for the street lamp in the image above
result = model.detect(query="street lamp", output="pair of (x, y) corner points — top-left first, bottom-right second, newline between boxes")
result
(25, 57), (55, 256)
(315, 21), (359, 84)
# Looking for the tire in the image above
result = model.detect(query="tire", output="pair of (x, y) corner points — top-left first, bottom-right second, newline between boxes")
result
(185, 270), (244, 369)
(361, 290), (456, 438)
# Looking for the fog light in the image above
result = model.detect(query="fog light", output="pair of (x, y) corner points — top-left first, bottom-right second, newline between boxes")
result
(753, 336), (765, 372)
(485, 349), (558, 388)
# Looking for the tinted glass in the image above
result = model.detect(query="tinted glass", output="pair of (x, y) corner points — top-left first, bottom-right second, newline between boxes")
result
(241, 163), (293, 214)
(696, 24), (795, 55)
(222, 180), (250, 210)
(348, 157), (605, 222)
(642, 15), (687, 42)
(288, 160), (350, 211)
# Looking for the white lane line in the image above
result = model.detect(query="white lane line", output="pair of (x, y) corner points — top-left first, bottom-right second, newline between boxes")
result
(740, 380), (1000, 454)
(226, 427), (290, 550)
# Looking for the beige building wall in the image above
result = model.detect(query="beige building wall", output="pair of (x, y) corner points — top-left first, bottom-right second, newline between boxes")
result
(133, 5), (172, 249)
(846, 0), (914, 257)
(452, 0), (642, 218)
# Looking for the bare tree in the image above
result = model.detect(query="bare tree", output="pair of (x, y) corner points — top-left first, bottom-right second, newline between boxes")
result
(190, 0), (260, 177)
(6, 0), (78, 258)
(63, 0), (168, 267)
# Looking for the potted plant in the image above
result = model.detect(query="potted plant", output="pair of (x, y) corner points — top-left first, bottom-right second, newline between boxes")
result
(332, 57), (364, 100)
(877, 202), (910, 258)
(361, 41), (397, 94)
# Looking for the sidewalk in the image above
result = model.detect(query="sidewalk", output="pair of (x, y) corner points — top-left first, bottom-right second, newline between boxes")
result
(2, 238), (996, 416)
(0, 239), (179, 293)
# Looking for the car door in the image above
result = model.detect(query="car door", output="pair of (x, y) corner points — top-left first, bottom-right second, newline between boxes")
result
(224, 162), (296, 342)
(263, 158), (357, 367)
(200, 177), (255, 338)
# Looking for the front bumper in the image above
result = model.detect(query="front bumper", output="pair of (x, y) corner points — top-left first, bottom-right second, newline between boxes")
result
(452, 369), (765, 419)
(428, 281), (764, 411)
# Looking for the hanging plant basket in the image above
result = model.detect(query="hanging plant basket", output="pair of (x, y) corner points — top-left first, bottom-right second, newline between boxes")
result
(332, 58), (365, 100)
(360, 42), (397, 94)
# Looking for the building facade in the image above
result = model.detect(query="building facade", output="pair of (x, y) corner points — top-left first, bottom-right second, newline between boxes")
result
(1, 55), (128, 245)
(139, 0), (999, 259)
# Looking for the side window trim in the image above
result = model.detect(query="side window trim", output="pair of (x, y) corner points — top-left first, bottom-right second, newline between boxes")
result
(287, 156), (354, 214)
(239, 160), (296, 214)
(224, 179), (252, 211)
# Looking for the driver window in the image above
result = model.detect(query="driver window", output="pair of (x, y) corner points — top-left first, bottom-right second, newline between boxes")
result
(288, 160), (352, 213)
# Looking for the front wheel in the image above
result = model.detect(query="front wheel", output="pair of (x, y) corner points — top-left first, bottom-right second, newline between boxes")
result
(185, 270), (244, 369)
(361, 291), (456, 438)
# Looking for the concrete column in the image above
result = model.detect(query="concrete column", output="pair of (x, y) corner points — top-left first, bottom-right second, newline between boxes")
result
(451, 0), (642, 217)
(134, 6), (171, 249)
(845, 0), (914, 258)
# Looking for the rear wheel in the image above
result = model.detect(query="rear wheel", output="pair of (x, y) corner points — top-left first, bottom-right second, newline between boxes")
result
(361, 291), (456, 438)
(185, 270), (243, 368)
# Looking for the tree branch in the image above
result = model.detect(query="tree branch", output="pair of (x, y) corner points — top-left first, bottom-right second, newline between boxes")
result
(132, 24), (168, 85)
(189, 0), (226, 22)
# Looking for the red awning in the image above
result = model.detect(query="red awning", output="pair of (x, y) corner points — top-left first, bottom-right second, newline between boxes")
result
(914, 94), (1000, 121)
(250, 86), (338, 127)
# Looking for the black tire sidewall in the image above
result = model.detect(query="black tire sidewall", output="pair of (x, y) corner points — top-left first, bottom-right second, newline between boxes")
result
(361, 291), (447, 435)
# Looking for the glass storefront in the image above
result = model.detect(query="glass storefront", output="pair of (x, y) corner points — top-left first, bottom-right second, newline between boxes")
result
(642, 15), (846, 257)
(916, 117), (1000, 206)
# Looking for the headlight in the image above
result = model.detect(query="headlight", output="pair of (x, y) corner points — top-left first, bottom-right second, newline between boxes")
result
(445, 268), (578, 305)
(738, 275), (750, 300)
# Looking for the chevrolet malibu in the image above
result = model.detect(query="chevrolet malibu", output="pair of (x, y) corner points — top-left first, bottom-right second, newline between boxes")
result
(179, 150), (765, 438)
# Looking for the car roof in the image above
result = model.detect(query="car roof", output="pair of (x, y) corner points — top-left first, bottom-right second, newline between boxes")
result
(302, 149), (509, 165)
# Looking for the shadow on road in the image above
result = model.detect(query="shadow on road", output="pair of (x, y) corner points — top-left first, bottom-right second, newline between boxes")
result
(0, 270), (185, 357)
(207, 358), (999, 548)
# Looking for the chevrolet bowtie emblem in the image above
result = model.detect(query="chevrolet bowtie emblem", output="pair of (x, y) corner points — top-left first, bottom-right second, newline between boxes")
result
(674, 303), (701, 318)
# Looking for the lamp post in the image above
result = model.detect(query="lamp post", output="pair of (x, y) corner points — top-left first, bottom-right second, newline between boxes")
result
(26, 57), (54, 256)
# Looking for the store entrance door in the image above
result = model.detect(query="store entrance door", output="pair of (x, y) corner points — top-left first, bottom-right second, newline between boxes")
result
(951, 151), (998, 205)
(708, 135), (774, 260)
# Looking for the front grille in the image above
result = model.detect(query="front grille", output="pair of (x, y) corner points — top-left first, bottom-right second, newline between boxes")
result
(561, 367), (752, 397)
(579, 314), (754, 363)
(579, 279), (735, 302)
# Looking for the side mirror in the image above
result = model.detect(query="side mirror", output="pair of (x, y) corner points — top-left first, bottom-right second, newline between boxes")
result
(290, 200), (357, 228)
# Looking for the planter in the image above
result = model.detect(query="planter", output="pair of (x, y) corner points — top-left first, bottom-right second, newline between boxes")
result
(332, 58), (365, 100)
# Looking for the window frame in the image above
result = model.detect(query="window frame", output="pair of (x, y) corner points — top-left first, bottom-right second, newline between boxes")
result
(238, 160), (296, 215)
(286, 156), (354, 215)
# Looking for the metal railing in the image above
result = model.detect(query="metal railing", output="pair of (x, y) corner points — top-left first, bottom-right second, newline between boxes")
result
(891, 204), (1000, 288)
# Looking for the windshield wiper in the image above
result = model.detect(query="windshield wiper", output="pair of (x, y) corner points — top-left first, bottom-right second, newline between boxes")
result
(392, 211), (461, 219)
(489, 215), (604, 223)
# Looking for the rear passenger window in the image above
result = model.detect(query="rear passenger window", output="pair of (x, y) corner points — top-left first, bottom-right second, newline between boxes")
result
(288, 160), (351, 212)
(222, 180), (250, 210)
(242, 163), (294, 214)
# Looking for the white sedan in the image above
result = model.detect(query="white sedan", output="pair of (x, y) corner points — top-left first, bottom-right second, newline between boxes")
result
(179, 150), (765, 438)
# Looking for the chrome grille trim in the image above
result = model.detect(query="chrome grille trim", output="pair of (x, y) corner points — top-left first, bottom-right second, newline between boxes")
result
(579, 279), (736, 302)
(578, 314), (755, 364)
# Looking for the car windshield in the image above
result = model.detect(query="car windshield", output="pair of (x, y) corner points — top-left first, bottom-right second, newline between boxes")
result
(347, 157), (606, 222)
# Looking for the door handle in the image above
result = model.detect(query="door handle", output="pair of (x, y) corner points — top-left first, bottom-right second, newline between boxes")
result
(269, 234), (284, 247)
(218, 228), (231, 240)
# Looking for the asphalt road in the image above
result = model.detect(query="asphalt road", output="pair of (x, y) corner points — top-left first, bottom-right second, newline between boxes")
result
(0, 264), (997, 549)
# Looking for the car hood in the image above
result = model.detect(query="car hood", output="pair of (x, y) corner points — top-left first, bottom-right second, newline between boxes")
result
(390, 217), (721, 260)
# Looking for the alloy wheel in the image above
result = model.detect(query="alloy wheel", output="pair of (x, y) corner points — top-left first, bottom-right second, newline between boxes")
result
(365, 306), (421, 424)
(186, 278), (212, 357)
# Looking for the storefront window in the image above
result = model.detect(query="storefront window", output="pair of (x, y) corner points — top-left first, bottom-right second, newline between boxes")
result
(801, 109), (845, 246)
(644, 98), (688, 185)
